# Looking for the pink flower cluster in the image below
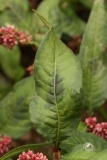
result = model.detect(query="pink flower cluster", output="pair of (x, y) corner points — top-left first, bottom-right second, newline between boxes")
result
(0, 26), (32, 49)
(85, 117), (107, 141)
(85, 117), (97, 132)
(17, 150), (48, 160)
(0, 135), (12, 157)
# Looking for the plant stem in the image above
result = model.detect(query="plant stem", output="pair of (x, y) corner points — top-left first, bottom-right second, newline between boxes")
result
(98, 107), (107, 121)
(53, 150), (61, 160)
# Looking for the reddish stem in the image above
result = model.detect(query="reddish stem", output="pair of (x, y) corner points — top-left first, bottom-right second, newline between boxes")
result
(53, 149), (61, 160)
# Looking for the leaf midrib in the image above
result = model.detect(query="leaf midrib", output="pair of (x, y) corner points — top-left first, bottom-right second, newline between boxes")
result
(53, 35), (60, 148)
(89, 3), (100, 112)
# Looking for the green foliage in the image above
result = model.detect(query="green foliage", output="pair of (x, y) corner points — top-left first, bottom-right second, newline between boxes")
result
(0, 76), (34, 139)
(0, 142), (50, 160)
(79, 0), (107, 113)
(77, 121), (87, 132)
(79, 0), (93, 9)
(61, 132), (107, 160)
(1, 0), (107, 159)
(0, 74), (12, 100)
(0, 0), (37, 44)
(32, 10), (52, 30)
(0, 0), (30, 30)
(0, 0), (90, 46)
(29, 16), (83, 147)
(62, 144), (107, 160)
(58, 1), (85, 36)
(0, 46), (25, 81)
(0, 2), (7, 11)
(35, 0), (85, 39)
(60, 132), (107, 152)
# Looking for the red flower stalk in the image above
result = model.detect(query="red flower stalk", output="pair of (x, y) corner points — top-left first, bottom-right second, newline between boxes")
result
(0, 135), (12, 157)
(0, 26), (32, 49)
(17, 150), (48, 160)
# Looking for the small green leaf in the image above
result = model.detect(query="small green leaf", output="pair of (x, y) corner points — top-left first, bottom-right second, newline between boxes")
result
(0, 142), (50, 160)
(0, 76), (34, 139)
(36, 0), (59, 20)
(77, 121), (87, 132)
(32, 1), (62, 45)
(62, 144), (107, 160)
(79, 0), (107, 112)
(35, 0), (62, 38)
(0, 46), (25, 81)
(33, 10), (52, 29)
(60, 132), (107, 152)
(29, 28), (83, 147)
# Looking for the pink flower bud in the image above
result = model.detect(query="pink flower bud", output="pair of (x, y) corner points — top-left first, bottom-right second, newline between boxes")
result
(26, 64), (34, 75)
(0, 26), (32, 49)
(93, 122), (107, 141)
(85, 117), (107, 141)
(85, 117), (97, 132)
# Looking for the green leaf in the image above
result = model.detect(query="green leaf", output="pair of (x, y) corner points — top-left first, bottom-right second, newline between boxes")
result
(77, 121), (87, 132)
(0, 0), (37, 41)
(59, 1), (85, 36)
(60, 132), (107, 152)
(0, 73), (12, 100)
(0, 76), (35, 139)
(0, 1), (7, 11)
(33, 10), (52, 30)
(0, 142), (50, 160)
(0, 46), (25, 81)
(29, 27), (83, 147)
(79, 0), (107, 113)
(0, 0), (30, 30)
(79, 0), (93, 9)
(33, 0), (62, 41)
(37, 0), (59, 19)
(33, 0), (85, 46)
(62, 144), (107, 160)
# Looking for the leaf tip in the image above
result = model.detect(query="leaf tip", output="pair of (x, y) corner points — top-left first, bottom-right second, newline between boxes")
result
(32, 9), (52, 30)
